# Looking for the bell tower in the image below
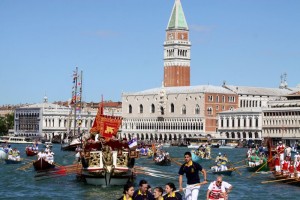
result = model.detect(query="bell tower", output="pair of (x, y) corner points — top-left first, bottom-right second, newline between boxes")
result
(164, 0), (191, 87)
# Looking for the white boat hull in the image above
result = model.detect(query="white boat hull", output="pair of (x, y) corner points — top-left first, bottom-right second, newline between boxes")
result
(219, 145), (236, 149)
(187, 145), (199, 149)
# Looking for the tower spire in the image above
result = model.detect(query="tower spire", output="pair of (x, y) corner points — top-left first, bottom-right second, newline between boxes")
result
(164, 0), (191, 87)
(167, 0), (188, 30)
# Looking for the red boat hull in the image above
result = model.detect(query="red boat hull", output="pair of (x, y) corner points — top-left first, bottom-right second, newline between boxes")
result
(26, 148), (38, 156)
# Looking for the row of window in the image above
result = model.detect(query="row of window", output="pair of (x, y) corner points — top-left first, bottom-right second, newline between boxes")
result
(263, 128), (299, 134)
(220, 118), (259, 128)
(263, 119), (300, 126)
(128, 104), (201, 115)
(166, 49), (188, 57)
(16, 113), (40, 117)
(264, 111), (300, 116)
(240, 100), (262, 108)
(208, 95), (236, 103)
(221, 132), (260, 139)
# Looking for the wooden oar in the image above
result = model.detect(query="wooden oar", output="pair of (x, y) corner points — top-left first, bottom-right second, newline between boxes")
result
(135, 167), (177, 176)
(17, 161), (33, 171)
(227, 162), (242, 176)
(170, 157), (182, 166)
(261, 178), (296, 184)
(232, 159), (247, 165)
(135, 171), (177, 180)
(162, 181), (207, 196)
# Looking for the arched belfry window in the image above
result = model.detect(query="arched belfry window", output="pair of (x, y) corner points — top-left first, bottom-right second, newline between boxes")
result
(139, 104), (143, 114)
(129, 104), (132, 114)
(171, 103), (175, 113)
(151, 104), (155, 113)
(195, 104), (200, 114)
(182, 105), (186, 115)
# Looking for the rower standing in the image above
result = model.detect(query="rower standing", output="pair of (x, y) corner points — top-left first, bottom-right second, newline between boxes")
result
(276, 141), (285, 165)
(206, 176), (226, 200)
(178, 152), (207, 200)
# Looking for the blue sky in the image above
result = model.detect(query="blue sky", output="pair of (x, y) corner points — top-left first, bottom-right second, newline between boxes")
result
(0, 0), (299, 105)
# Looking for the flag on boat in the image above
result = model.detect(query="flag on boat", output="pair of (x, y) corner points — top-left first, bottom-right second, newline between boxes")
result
(90, 106), (122, 140)
(128, 138), (137, 149)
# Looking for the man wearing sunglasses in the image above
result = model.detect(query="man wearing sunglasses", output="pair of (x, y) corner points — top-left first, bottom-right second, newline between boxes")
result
(206, 176), (226, 200)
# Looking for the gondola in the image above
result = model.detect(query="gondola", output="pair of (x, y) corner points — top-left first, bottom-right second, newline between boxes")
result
(211, 167), (235, 176)
(154, 157), (171, 166)
(25, 148), (38, 156)
(5, 158), (23, 164)
(246, 160), (269, 172)
(191, 151), (211, 163)
(33, 158), (55, 171)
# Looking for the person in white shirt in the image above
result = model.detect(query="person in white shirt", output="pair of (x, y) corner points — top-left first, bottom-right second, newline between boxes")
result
(207, 176), (226, 200)
(285, 145), (292, 160)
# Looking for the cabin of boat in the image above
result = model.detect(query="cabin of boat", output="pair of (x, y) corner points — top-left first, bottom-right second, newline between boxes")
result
(0, 136), (37, 144)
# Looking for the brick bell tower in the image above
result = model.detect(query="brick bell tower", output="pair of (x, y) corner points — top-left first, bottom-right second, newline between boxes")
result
(164, 0), (191, 87)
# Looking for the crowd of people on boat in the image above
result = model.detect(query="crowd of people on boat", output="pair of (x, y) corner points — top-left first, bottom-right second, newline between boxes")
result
(272, 141), (300, 178)
(154, 150), (170, 163)
(193, 144), (211, 159)
(25, 143), (39, 151)
(37, 146), (55, 164)
(212, 153), (229, 172)
(7, 147), (21, 161)
(246, 146), (267, 167)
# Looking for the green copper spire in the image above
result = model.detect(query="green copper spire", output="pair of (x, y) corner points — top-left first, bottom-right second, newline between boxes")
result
(167, 0), (188, 30)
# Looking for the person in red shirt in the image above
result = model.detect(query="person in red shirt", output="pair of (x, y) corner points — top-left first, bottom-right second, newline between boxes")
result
(276, 141), (285, 165)
(295, 157), (300, 178)
(281, 157), (290, 175)
(288, 160), (295, 178)
(274, 154), (281, 174)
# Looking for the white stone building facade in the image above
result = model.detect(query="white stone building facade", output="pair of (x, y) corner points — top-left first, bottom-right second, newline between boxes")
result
(14, 99), (97, 140)
(121, 85), (236, 142)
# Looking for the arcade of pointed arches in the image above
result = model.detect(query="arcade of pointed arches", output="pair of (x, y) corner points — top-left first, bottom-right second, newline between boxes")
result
(121, 132), (191, 141)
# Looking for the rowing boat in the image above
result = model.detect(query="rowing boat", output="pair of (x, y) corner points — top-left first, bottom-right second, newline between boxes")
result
(33, 158), (55, 171)
(246, 160), (269, 172)
(191, 151), (211, 163)
(211, 167), (235, 176)
(5, 158), (23, 164)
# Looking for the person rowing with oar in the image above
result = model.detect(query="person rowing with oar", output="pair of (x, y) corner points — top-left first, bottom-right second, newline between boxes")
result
(178, 151), (208, 200)
(206, 176), (227, 200)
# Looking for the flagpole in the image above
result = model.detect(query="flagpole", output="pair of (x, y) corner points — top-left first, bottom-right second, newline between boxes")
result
(73, 67), (78, 137)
